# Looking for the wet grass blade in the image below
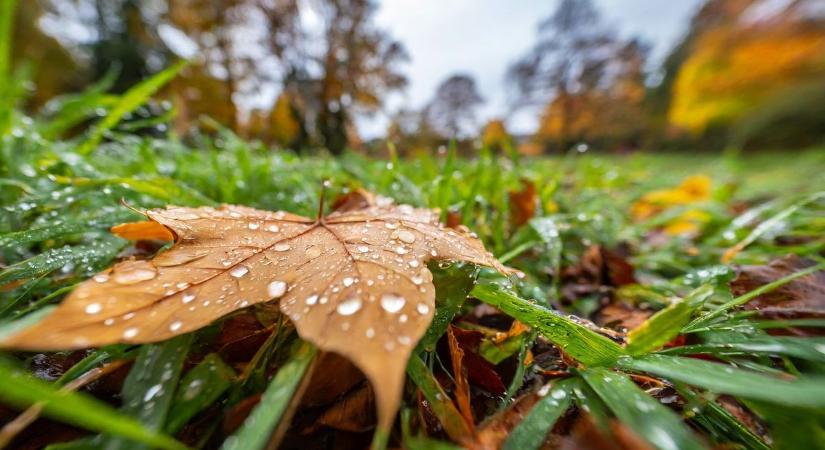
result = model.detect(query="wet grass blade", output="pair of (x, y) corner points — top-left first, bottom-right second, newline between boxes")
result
(581, 367), (705, 450)
(0, 236), (125, 286)
(416, 262), (478, 353)
(502, 378), (575, 450)
(619, 354), (825, 409)
(166, 353), (236, 434)
(722, 191), (825, 262)
(102, 335), (193, 449)
(659, 336), (825, 362)
(220, 340), (317, 450)
(678, 387), (769, 450)
(406, 354), (471, 443)
(0, 358), (187, 450)
(471, 279), (625, 366)
(0, 0), (15, 133)
(685, 261), (825, 331)
(626, 285), (714, 356)
(77, 60), (187, 155)
(0, 210), (139, 249)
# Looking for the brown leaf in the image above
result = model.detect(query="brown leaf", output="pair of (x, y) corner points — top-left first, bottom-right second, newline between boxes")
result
(447, 326), (475, 431)
(309, 383), (376, 433)
(561, 415), (655, 450)
(730, 255), (825, 318)
(469, 391), (542, 450)
(1, 199), (508, 433)
(508, 179), (537, 228)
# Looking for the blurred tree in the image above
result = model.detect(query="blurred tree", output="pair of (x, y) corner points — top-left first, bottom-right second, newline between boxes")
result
(427, 73), (484, 138)
(668, 0), (825, 149)
(480, 118), (512, 152)
(308, 0), (408, 154)
(12, 1), (84, 109)
(508, 0), (619, 151)
(512, 0), (650, 151)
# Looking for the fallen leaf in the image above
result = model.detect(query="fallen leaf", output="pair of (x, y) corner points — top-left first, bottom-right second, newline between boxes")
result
(306, 383), (376, 433)
(1, 198), (508, 434)
(631, 175), (713, 236)
(730, 255), (825, 318)
(509, 179), (537, 228)
(561, 415), (655, 450)
(468, 391), (542, 450)
(110, 221), (175, 241)
(447, 326), (475, 430)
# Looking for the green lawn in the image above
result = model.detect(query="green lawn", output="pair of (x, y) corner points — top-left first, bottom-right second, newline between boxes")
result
(0, 74), (824, 449)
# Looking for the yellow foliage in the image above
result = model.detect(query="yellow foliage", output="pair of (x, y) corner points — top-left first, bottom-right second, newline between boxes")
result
(632, 175), (713, 236)
(670, 19), (825, 132)
(481, 119), (511, 150)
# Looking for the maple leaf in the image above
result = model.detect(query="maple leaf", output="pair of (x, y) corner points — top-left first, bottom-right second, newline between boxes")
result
(1, 194), (508, 433)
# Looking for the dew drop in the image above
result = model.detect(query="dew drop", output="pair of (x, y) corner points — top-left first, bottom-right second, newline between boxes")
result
(182, 292), (196, 304)
(305, 246), (321, 258)
(411, 275), (424, 285)
(144, 384), (162, 402)
(85, 303), (102, 314)
(123, 327), (139, 339)
(306, 294), (318, 305)
(113, 267), (157, 284)
(169, 321), (183, 332)
(342, 277), (355, 287)
(395, 246), (408, 255)
(274, 243), (291, 252)
(417, 303), (430, 315)
(336, 297), (362, 315)
(230, 265), (249, 278)
(267, 280), (288, 298)
(93, 273), (109, 283)
(248, 222), (260, 230)
(408, 259), (420, 268)
(384, 221), (399, 229)
(267, 224), (280, 232)
(380, 293), (406, 313)
(357, 245), (370, 253)
(366, 327), (375, 338)
(396, 230), (416, 243)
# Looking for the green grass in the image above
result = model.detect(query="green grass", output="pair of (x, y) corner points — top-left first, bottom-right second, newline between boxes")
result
(0, 64), (824, 450)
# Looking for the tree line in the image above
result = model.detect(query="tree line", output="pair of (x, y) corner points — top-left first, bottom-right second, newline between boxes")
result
(11, 0), (825, 153)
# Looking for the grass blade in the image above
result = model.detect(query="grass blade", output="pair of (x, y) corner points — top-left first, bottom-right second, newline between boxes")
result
(0, 358), (186, 450)
(406, 354), (472, 443)
(502, 378), (575, 450)
(619, 354), (825, 409)
(0, 236), (125, 286)
(581, 367), (706, 450)
(721, 191), (825, 262)
(416, 262), (478, 353)
(220, 340), (317, 450)
(0, 0), (16, 134)
(685, 261), (825, 331)
(659, 336), (825, 362)
(77, 60), (187, 155)
(166, 353), (236, 434)
(626, 285), (714, 356)
(102, 335), (193, 449)
(471, 279), (625, 366)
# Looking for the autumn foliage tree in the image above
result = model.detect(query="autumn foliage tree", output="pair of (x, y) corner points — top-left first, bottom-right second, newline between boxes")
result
(668, 0), (825, 149)
(509, 0), (650, 152)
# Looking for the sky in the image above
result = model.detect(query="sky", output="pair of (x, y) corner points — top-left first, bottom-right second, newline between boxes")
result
(358, 0), (705, 138)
